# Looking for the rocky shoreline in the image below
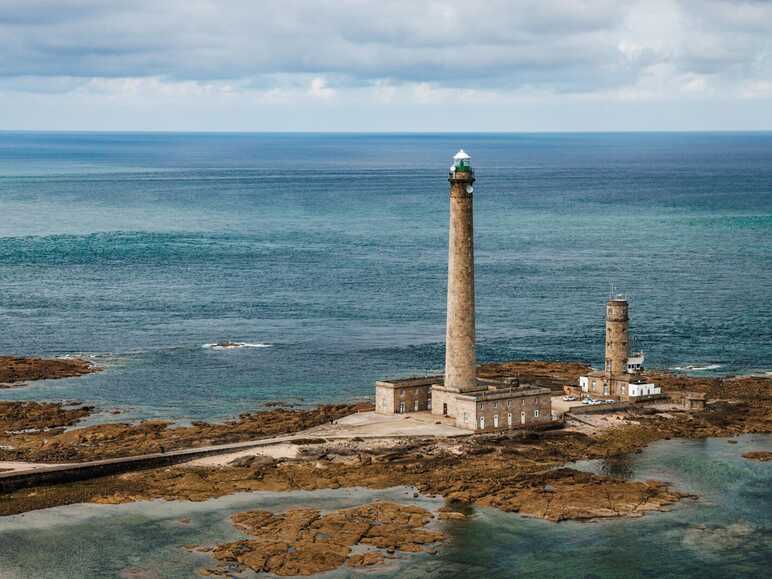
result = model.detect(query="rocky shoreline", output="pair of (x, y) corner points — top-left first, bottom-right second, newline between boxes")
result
(0, 403), (364, 463)
(1, 358), (770, 528)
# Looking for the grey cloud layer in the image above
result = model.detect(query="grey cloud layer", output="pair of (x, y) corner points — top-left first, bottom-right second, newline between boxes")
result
(0, 0), (770, 93)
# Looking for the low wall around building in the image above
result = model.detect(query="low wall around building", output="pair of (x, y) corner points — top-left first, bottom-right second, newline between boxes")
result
(567, 394), (668, 415)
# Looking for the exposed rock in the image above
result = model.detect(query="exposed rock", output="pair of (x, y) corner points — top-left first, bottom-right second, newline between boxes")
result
(227, 454), (275, 468)
(478, 360), (591, 391)
(742, 451), (772, 462)
(0, 356), (98, 387)
(347, 552), (385, 567)
(0, 404), (367, 463)
(0, 401), (93, 433)
(437, 507), (466, 520)
(2, 361), (770, 524)
(475, 468), (687, 522)
(197, 502), (444, 576)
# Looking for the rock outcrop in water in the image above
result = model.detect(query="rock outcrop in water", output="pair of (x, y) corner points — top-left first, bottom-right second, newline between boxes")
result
(195, 501), (445, 576)
(0, 356), (98, 388)
(0, 401), (93, 433)
(742, 451), (772, 462)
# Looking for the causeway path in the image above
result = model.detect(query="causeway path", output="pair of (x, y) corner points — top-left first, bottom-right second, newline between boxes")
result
(0, 411), (466, 492)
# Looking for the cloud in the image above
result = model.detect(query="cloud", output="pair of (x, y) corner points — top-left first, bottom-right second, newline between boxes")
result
(0, 0), (770, 130)
(0, 0), (768, 95)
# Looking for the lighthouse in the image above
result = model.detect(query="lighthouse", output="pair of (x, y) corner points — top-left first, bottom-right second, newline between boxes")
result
(444, 149), (477, 391)
(374, 149), (553, 432)
(604, 295), (630, 376)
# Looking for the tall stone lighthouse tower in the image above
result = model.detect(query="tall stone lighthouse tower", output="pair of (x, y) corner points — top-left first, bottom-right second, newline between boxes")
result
(444, 150), (477, 391)
(604, 295), (630, 376)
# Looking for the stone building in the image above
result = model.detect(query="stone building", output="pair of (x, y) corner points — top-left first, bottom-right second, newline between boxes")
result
(683, 391), (707, 411)
(578, 295), (661, 401)
(374, 150), (553, 432)
(375, 376), (437, 414)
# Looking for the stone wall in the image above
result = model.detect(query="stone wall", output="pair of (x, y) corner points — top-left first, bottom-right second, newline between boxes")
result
(431, 386), (462, 419)
(473, 393), (552, 432)
(375, 383), (397, 414)
(375, 382), (432, 415)
(454, 396), (477, 429)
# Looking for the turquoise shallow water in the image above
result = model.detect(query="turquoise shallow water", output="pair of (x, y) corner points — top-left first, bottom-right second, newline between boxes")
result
(0, 434), (769, 578)
(0, 132), (770, 422)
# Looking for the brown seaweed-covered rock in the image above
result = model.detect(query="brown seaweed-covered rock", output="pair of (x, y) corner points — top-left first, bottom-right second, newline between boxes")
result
(0, 401), (93, 432)
(742, 451), (772, 462)
(3, 362), (769, 520)
(197, 502), (444, 576)
(0, 356), (98, 387)
(478, 360), (591, 391)
(0, 404), (367, 463)
(475, 468), (687, 521)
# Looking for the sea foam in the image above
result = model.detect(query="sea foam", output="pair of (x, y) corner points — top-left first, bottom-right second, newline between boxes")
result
(671, 364), (722, 372)
(202, 342), (272, 351)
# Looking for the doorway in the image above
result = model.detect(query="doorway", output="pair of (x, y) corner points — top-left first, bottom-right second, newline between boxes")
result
(442, 403), (448, 416)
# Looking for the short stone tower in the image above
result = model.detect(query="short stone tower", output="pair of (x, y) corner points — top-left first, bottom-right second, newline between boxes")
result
(604, 295), (629, 376)
(444, 149), (477, 391)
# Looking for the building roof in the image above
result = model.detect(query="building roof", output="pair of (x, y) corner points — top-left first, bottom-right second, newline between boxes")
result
(375, 375), (442, 388)
(456, 385), (551, 402)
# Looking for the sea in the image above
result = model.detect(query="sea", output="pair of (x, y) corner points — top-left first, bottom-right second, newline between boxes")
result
(0, 132), (770, 423)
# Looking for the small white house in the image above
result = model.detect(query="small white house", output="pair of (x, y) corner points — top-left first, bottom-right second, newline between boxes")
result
(628, 382), (661, 397)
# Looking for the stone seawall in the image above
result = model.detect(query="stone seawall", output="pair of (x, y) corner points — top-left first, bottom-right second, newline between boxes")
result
(0, 438), (291, 493)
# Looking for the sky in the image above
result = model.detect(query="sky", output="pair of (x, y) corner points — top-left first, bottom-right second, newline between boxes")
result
(1, 0), (771, 132)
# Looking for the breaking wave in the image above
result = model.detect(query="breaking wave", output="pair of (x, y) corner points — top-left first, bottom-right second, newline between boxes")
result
(670, 363), (723, 372)
(202, 342), (272, 351)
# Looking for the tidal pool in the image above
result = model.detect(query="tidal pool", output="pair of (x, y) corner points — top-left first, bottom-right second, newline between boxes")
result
(1, 435), (770, 578)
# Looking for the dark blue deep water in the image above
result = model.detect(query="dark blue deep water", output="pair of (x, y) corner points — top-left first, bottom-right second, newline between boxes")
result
(0, 132), (770, 422)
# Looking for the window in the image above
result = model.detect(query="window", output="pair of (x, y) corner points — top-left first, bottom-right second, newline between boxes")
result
(427, 398), (432, 410)
(520, 411), (526, 425)
(534, 409), (540, 418)
(463, 412), (469, 422)
(507, 413), (512, 427)
(506, 400), (511, 408)
(414, 399), (419, 412)
(398, 402), (405, 414)
(493, 415), (499, 428)
(493, 401), (498, 409)
(400, 390), (405, 398)
(479, 416), (485, 429)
